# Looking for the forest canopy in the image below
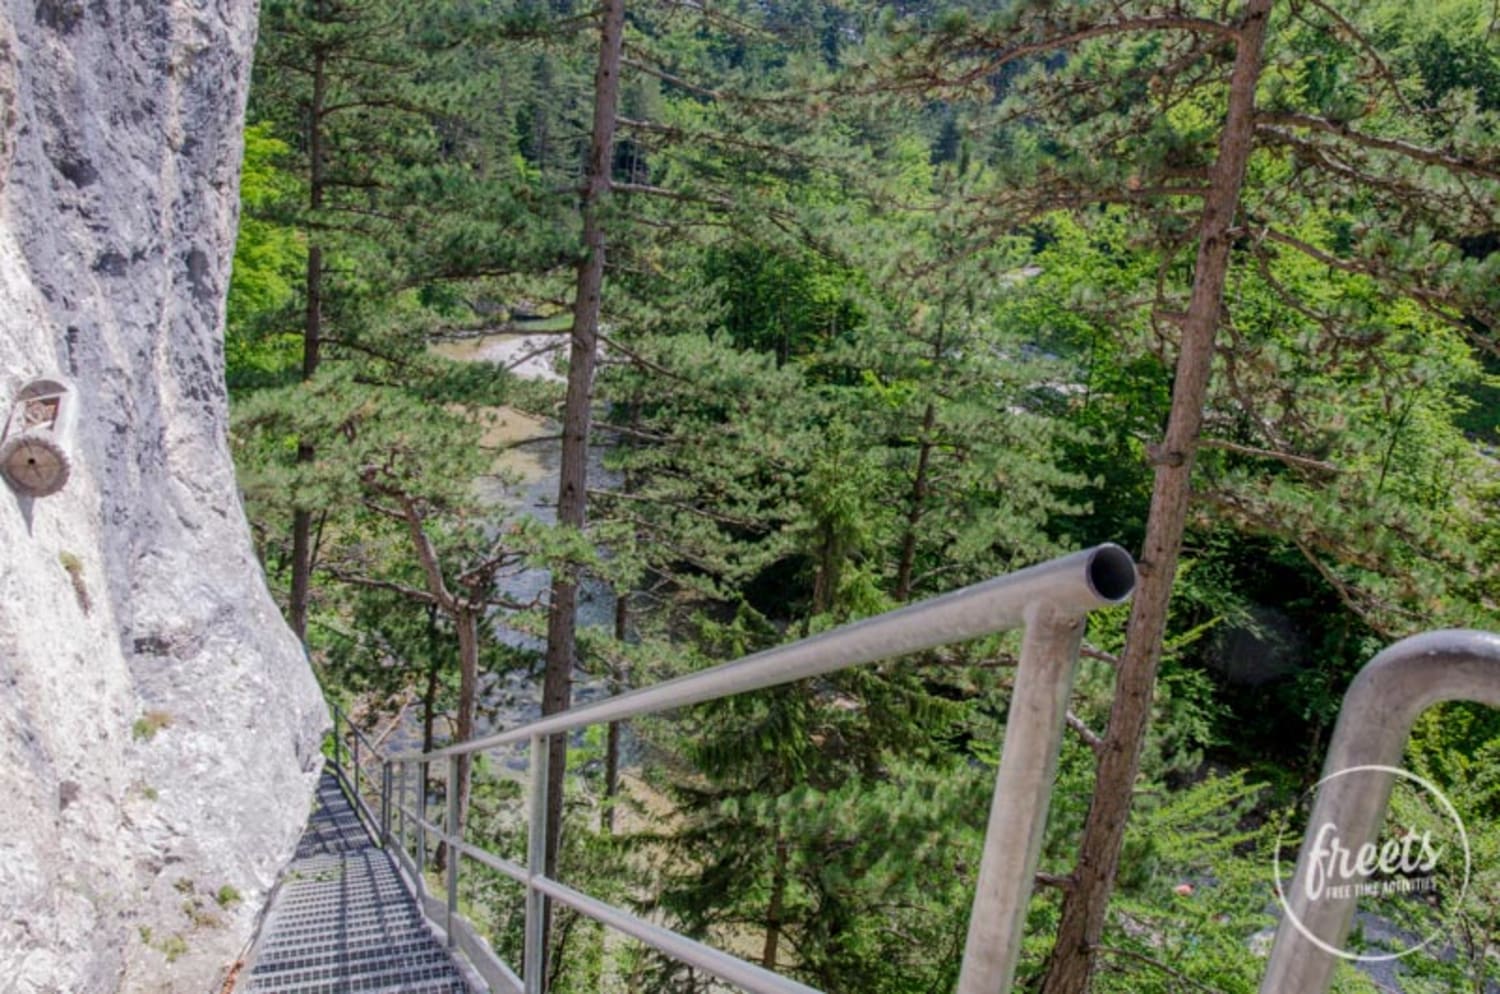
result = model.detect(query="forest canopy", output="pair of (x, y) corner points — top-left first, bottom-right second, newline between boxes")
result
(227, 0), (1500, 990)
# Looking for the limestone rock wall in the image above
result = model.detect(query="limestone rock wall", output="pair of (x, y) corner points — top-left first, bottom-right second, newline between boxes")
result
(0, 2), (328, 991)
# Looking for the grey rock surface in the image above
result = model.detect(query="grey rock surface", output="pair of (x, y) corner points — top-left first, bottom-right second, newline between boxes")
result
(0, 2), (328, 991)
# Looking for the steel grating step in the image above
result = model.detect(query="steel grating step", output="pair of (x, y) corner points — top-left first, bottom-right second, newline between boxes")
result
(255, 921), (435, 947)
(269, 903), (420, 921)
(254, 908), (429, 940)
(240, 768), (473, 994)
(277, 877), (410, 897)
(257, 919), (428, 942)
(270, 900), (418, 921)
(248, 949), (462, 982)
(253, 934), (451, 967)
(274, 887), (416, 909)
(254, 931), (440, 959)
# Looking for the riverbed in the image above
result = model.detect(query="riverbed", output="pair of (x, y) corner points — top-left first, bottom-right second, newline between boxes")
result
(425, 329), (622, 767)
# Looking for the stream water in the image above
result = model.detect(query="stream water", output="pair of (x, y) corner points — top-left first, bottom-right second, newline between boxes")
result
(405, 330), (621, 768)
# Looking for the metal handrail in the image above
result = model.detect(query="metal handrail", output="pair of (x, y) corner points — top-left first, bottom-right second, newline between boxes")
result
(328, 544), (1139, 994)
(1259, 629), (1500, 994)
(330, 705), (386, 835)
(416, 544), (1136, 761)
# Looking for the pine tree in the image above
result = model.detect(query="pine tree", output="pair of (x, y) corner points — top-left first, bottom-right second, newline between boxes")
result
(852, 0), (1499, 986)
(245, 0), (565, 640)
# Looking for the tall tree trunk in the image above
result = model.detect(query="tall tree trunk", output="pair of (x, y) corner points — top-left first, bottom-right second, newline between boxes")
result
(539, 0), (626, 983)
(603, 592), (627, 835)
(1037, 2), (1274, 990)
(422, 605), (441, 755)
(288, 38), (327, 644)
(761, 833), (789, 971)
(896, 313), (946, 602)
(894, 399), (937, 603)
(453, 605), (479, 842)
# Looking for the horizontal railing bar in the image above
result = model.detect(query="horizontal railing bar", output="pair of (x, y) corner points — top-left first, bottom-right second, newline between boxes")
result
(345, 718), (387, 764)
(394, 804), (447, 842)
(332, 702), (387, 759)
(336, 546), (1138, 994)
(531, 874), (822, 994)
(456, 840), (529, 886)
(413, 544), (1135, 761)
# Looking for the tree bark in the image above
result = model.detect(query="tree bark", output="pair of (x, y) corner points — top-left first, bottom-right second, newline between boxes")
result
(761, 833), (790, 971)
(539, 0), (626, 983)
(288, 36), (327, 644)
(453, 605), (479, 842)
(389, 493), (480, 865)
(1037, 2), (1274, 991)
(894, 399), (936, 603)
(422, 605), (441, 755)
(603, 592), (627, 835)
(896, 313), (946, 603)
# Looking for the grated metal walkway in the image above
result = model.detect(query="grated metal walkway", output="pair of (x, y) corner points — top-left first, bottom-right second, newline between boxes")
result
(240, 768), (472, 994)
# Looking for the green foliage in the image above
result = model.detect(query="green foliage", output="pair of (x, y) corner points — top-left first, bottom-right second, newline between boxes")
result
(226, 123), (304, 387)
(156, 934), (189, 964)
(132, 711), (172, 743)
(1068, 774), (1276, 994)
(229, 0), (1500, 990)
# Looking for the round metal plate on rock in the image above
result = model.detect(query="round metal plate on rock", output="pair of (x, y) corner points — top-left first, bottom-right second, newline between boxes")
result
(0, 436), (71, 497)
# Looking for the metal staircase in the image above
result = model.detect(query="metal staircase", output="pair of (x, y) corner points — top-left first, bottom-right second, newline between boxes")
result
(239, 770), (473, 994)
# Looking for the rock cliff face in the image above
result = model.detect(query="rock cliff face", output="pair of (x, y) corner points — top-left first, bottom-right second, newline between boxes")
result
(0, 2), (328, 992)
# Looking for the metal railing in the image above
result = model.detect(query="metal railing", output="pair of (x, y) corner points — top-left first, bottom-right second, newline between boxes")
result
(1259, 629), (1500, 993)
(326, 563), (1500, 994)
(327, 543), (1137, 994)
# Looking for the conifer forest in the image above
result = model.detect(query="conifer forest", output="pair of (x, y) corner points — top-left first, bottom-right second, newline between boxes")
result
(227, 0), (1500, 990)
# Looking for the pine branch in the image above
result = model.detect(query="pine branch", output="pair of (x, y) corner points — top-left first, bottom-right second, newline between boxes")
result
(611, 181), (736, 211)
(617, 117), (820, 166)
(875, 15), (1238, 96)
(589, 488), (769, 531)
(1256, 112), (1500, 180)
(1036, 871), (1076, 891)
(323, 336), (414, 369)
(1258, 227), (1491, 333)
(359, 470), (457, 613)
(596, 421), (671, 444)
(1081, 645), (1120, 667)
(504, 339), (568, 374)
(1289, 535), (1401, 641)
(1197, 438), (1341, 476)
(596, 333), (691, 383)
(1296, 0), (1423, 121)
(1067, 712), (1105, 756)
(321, 563), (439, 606)
(621, 55), (724, 101)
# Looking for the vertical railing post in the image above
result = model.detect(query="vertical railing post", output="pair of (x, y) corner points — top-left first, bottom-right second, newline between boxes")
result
(352, 729), (362, 807)
(416, 760), (430, 888)
(956, 604), (1086, 994)
(397, 761), (409, 861)
(331, 704), (343, 775)
(1258, 631), (1500, 994)
(446, 754), (462, 947)
(381, 760), (393, 846)
(524, 734), (550, 994)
